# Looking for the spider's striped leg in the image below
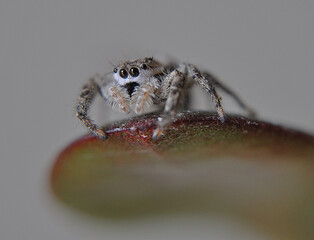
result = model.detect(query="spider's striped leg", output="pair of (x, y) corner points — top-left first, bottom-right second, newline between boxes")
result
(153, 69), (187, 139)
(186, 64), (226, 122)
(76, 75), (108, 139)
(203, 71), (256, 118)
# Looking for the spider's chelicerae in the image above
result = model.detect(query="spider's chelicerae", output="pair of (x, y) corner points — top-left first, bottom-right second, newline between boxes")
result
(77, 57), (255, 139)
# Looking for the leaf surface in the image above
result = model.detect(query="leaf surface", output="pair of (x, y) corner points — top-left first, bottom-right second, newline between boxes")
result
(51, 112), (314, 239)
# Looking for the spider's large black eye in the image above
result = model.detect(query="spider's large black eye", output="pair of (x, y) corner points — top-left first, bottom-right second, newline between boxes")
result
(119, 69), (128, 78)
(141, 64), (147, 70)
(129, 67), (140, 77)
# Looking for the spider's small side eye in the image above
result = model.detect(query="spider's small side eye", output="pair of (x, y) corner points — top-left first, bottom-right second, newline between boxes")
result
(141, 64), (147, 70)
(129, 67), (140, 77)
(119, 69), (128, 78)
(113, 68), (118, 73)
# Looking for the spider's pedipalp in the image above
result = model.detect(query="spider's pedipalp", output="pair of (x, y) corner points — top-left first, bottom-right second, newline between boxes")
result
(101, 83), (131, 113)
(132, 78), (160, 114)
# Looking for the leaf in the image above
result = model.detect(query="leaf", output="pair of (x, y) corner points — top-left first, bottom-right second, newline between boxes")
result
(51, 112), (314, 240)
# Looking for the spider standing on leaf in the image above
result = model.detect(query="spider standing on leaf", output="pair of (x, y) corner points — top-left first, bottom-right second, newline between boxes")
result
(77, 57), (255, 139)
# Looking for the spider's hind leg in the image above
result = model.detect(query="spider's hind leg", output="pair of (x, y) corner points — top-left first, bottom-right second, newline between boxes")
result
(203, 71), (256, 118)
(186, 64), (226, 122)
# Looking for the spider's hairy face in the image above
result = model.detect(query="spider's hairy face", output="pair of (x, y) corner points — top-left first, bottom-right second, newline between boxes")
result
(112, 57), (163, 98)
(113, 57), (162, 85)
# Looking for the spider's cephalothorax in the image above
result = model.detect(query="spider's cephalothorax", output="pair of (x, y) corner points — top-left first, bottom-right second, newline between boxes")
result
(77, 57), (255, 139)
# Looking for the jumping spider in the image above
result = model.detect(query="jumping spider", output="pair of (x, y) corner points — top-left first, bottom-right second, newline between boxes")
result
(77, 57), (255, 139)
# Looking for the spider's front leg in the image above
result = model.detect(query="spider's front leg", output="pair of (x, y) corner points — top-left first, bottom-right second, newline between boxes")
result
(152, 69), (187, 139)
(76, 75), (108, 139)
(186, 64), (226, 122)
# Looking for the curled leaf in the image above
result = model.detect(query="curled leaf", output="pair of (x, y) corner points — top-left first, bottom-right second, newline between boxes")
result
(51, 112), (314, 240)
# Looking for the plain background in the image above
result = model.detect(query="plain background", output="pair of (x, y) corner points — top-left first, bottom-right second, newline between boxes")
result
(0, 1), (313, 240)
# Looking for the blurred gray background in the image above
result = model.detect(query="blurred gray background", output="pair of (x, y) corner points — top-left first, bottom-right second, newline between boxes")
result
(0, 1), (313, 240)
